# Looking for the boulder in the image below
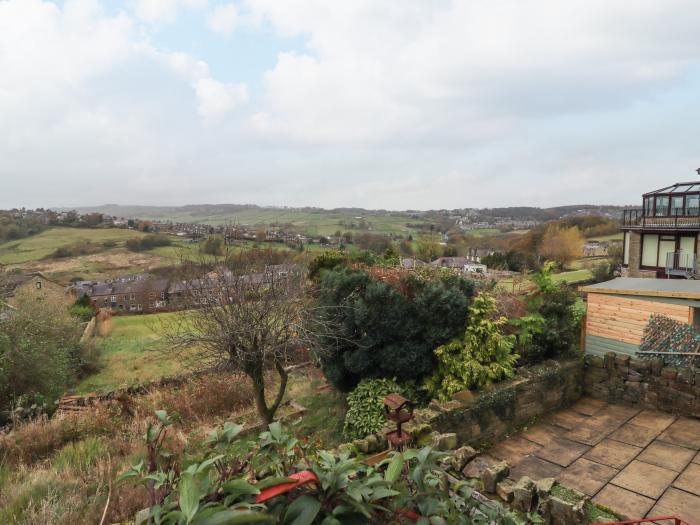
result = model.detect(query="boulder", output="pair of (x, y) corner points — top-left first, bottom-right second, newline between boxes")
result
(431, 432), (458, 451)
(512, 476), (537, 513)
(481, 461), (509, 493)
(451, 445), (478, 471)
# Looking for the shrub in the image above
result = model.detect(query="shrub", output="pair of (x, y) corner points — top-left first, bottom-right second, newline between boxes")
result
(52, 437), (107, 475)
(69, 304), (93, 322)
(308, 250), (347, 280)
(343, 378), (402, 440)
(199, 234), (225, 256)
(424, 294), (518, 401)
(526, 263), (581, 360)
(126, 234), (172, 252)
(316, 268), (474, 391)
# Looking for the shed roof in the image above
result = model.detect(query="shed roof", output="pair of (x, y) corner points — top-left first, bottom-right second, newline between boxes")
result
(580, 277), (700, 300)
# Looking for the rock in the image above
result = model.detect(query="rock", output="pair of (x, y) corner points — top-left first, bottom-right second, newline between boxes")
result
(536, 477), (556, 498)
(365, 434), (378, 453)
(481, 461), (509, 493)
(512, 476), (537, 513)
(432, 432), (458, 451)
(135, 508), (150, 525)
(354, 439), (369, 454)
(549, 494), (586, 525)
(496, 479), (515, 503)
(453, 390), (477, 405)
(451, 445), (478, 471)
(661, 367), (678, 381)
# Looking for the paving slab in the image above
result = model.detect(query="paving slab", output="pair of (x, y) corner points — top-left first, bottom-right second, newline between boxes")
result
(565, 421), (615, 446)
(557, 457), (618, 497)
(508, 455), (563, 482)
(570, 397), (608, 416)
(534, 437), (590, 467)
(584, 438), (642, 470)
(611, 459), (678, 499)
(593, 484), (656, 520)
(659, 417), (700, 450)
(548, 410), (590, 431)
(694, 451), (700, 465)
(673, 463), (700, 496)
(604, 404), (641, 422)
(609, 422), (660, 448)
(489, 436), (541, 467)
(628, 409), (677, 433)
(648, 487), (700, 524)
(462, 454), (499, 479)
(637, 440), (695, 472)
(520, 424), (563, 447)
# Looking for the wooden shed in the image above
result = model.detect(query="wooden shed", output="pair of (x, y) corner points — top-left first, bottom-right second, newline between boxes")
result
(579, 278), (700, 357)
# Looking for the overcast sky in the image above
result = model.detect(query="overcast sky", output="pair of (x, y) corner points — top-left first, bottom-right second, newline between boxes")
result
(1, 0), (700, 210)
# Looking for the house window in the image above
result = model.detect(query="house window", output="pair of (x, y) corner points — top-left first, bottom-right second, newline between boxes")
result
(161, 292), (166, 300)
(130, 294), (136, 301)
(110, 295), (117, 303)
(680, 236), (695, 255)
(644, 197), (653, 216)
(623, 232), (630, 265)
(641, 234), (659, 266)
(35, 280), (42, 290)
(137, 304), (143, 312)
(672, 196), (684, 216)
(687, 195), (699, 215)
(655, 196), (669, 216)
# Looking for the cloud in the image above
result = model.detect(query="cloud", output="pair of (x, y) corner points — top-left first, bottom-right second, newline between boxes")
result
(207, 2), (239, 36)
(195, 78), (248, 119)
(131, 0), (208, 23)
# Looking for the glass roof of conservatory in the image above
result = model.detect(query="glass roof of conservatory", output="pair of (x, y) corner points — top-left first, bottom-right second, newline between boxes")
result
(644, 181), (700, 196)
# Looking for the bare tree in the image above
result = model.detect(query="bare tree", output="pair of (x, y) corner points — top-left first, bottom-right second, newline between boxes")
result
(160, 254), (310, 424)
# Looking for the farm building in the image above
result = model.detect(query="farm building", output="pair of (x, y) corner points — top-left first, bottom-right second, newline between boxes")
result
(580, 277), (700, 357)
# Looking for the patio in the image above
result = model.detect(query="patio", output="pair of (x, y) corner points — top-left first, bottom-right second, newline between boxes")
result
(467, 398), (700, 523)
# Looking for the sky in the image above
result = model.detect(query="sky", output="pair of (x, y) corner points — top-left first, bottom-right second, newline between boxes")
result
(2, 0), (700, 211)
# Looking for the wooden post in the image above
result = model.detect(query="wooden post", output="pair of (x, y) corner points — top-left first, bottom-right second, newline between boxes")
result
(580, 314), (587, 353)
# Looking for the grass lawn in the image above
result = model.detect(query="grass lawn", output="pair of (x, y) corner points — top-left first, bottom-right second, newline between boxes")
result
(0, 227), (146, 265)
(552, 269), (593, 283)
(76, 312), (185, 393)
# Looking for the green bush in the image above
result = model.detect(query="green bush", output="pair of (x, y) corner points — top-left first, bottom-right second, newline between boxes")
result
(316, 268), (474, 391)
(527, 263), (581, 360)
(69, 304), (93, 322)
(344, 378), (403, 440)
(126, 234), (172, 252)
(424, 294), (519, 401)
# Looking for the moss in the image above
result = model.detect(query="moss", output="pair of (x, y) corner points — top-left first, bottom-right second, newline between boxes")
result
(585, 501), (619, 523)
(551, 483), (584, 504)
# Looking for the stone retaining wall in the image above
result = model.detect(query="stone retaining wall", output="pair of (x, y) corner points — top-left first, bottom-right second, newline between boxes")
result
(584, 352), (700, 417)
(412, 359), (583, 447)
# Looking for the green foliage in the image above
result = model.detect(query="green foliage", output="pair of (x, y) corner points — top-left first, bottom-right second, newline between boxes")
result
(526, 263), (581, 361)
(126, 233), (172, 252)
(343, 378), (402, 440)
(200, 234), (226, 256)
(307, 250), (347, 281)
(119, 412), (522, 524)
(315, 268), (474, 391)
(0, 294), (83, 419)
(69, 304), (93, 322)
(52, 437), (107, 475)
(0, 212), (46, 242)
(424, 294), (519, 401)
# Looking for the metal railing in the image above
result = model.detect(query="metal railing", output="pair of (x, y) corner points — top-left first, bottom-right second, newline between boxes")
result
(591, 517), (694, 525)
(623, 208), (700, 229)
(666, 251), (697, 278)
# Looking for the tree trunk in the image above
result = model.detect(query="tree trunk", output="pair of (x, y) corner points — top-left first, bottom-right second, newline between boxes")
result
(248, 360), (289, 425)
(250, 368), (272, 425)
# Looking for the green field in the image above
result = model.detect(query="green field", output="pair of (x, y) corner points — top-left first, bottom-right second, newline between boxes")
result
(0, 227), (146, 265)
(586, 232), (623, 242)
(552, 269), (593, 283)
(77, 312), (185, 393)
(78, 207), (432, 236)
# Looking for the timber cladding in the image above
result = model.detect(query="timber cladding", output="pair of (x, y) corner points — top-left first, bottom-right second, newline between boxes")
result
(586, 293), (691, 346)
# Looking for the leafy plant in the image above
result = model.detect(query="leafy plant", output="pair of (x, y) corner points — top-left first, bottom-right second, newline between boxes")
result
(526, 263), (580, 360)
(343, 378), (403, 440)
(118, 412), (524, 524)
(424, 294), (519, 401)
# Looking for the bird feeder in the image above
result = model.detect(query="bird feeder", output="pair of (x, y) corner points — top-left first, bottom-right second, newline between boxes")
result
(383, 393), (414, 449)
